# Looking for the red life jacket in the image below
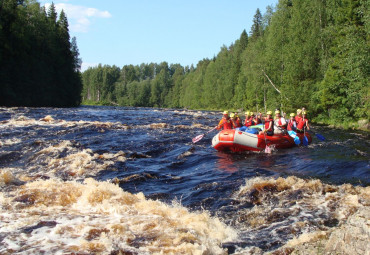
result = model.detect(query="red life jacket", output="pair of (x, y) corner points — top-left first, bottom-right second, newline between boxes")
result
(244, 116), (253, 127)
(235, 118), (242, 128)
(295, 116), (302, 123)
(264, 117), (274, 132)
(218, 118), (233, 130)
(287, 119), (297, 131)
(276, 117), (287, 129)
(297, 118), (308, 130)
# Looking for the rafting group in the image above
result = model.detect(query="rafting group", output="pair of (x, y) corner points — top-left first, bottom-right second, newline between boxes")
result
(211, 108), (314, 153)
(217, 108), (309, 136)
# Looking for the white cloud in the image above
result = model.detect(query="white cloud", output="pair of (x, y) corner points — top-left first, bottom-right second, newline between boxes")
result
(44, 3), (112, 33)
(85, 8), (111, 18)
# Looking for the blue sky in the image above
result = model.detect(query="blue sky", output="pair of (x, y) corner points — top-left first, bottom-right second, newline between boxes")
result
(40, 0), (277, 71)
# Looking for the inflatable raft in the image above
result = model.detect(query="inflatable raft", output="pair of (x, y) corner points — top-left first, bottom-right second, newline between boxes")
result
(212, 129), (312, 152)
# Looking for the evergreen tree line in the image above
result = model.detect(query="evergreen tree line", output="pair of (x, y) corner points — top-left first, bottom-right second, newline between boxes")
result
(82, 0), (369, 124)
(0, 0), (82, 107)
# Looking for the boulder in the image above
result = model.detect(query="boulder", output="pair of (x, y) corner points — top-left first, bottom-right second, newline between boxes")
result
(358, 119), (369, 130)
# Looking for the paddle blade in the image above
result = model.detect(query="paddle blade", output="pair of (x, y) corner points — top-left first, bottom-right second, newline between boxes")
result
(192, 134), (204, 143)
(315, 133), (325, 141)
(264, 142), (272, 153)
(288, 131), (300, 145)
(294, 136), (301, 145)
(264, 146), (271, 154)
(303, 135), (309, 146)
(288, 130), (296, 137)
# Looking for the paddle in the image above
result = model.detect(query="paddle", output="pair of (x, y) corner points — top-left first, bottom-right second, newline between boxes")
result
(192, 126), (217, 143)
(312, 131), (325, 141)
(287, 130), (301, 145)
(263, 132), (271, 154)
(303, 128), (309, 146)
(262, 116), (271, 153)
(274, 124), (300, 145)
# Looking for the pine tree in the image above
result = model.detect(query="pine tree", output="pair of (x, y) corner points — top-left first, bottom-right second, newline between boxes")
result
(58, 10), (69, 43)
(250, 8), (263, 39)
(71, 37), (82, 71)
(239, 29), (248, 51)
(47, 2), (57, 24)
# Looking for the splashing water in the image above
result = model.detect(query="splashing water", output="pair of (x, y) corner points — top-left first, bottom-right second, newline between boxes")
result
(0, 106), (369, 254)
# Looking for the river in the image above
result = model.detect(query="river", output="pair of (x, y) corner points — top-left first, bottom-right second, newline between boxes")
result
(0, 106), (369, 254)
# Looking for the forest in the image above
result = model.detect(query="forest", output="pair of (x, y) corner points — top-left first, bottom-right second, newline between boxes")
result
(82, 0), (369, 126)
(0, 0), (82, 107)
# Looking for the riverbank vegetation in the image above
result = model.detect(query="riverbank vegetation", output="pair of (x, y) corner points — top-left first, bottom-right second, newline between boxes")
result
(82, 0), (369, 127)
(0, 0), (82, 107)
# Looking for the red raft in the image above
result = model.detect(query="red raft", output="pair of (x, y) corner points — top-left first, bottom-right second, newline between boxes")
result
(212, 129), (312, 152)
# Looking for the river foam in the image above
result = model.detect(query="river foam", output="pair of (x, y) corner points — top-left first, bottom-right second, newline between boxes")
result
(0, 175), (237, 254)
(0, 107), (369, 254)
(227, 176), (369, 253)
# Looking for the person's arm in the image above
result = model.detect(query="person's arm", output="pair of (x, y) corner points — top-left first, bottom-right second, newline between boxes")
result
(217, 119), (224, 129)
(306, 120), (310, 130)
(230, 119), (236, 128)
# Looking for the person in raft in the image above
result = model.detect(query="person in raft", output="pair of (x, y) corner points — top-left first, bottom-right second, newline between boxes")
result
(256, 112), (263, 125)
(252, 112), (261, 125)
(217, 111), (233, 130)
(244, 111), (253, 127)
(259, 111), (274, 136)
(295, 109), (303, 123)
(296, 111), (310, 133)
(274, 110), (287, 134)
(230, 113), (242, 128)
(287, 113), (297, 132)
(234, 112), (242, 128)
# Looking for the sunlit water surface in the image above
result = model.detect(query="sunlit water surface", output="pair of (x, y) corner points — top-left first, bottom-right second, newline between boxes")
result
(0, 106), (369, 254)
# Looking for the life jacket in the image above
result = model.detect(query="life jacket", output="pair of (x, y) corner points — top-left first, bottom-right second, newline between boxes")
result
(295, 115), (302, 123)
(275, 117), (287, 129)
(218, 118), (233, 130)
(264, 117), (274, 132)
(234, 118), (242, 128)
(287, 119), (297, 131)
(297, 117), (308, 130)
(244, 116), (253, 127)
